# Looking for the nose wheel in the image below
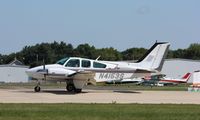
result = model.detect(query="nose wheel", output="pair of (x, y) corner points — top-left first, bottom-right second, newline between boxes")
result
(34, 86), (41, 92)
(34, 80), (41, 92)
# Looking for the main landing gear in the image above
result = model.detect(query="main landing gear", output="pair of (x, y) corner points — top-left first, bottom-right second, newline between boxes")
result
(33, 80), (82, 93)
(66, 83), (82, 93)
(33, 84), (82, 93)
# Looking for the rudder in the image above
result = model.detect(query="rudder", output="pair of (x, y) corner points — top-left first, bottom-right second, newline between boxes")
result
(136, 42), (170, 72)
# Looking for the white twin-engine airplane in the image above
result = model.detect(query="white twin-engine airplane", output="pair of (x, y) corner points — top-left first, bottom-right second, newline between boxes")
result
(26, 42), (170, 93)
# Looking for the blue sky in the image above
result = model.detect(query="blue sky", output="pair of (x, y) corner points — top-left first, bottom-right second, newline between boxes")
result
(0, 0), (199, 54)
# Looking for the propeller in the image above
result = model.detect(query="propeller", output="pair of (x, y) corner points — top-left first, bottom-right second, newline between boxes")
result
(42, 58), (47, 81)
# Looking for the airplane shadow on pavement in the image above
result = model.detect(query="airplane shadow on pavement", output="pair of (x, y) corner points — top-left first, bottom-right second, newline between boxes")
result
(42, 90), (88, 95)
(20, 89), (88, 95)
(113, 90), (141, 94)
(19, 89), (140, 95)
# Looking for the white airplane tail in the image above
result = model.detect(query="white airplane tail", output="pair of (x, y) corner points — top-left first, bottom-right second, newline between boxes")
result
(136, 42), (170, 72)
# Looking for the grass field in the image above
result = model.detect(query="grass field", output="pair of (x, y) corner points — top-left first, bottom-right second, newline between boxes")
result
(0, 103), (200, 120)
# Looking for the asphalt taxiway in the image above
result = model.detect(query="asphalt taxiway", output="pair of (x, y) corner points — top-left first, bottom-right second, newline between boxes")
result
(0, 89), (200, 104)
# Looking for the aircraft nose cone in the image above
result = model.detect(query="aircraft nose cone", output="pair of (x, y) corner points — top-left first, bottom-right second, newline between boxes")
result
(26, 66), (42, 77)
(26, 68), (35, 76)
(25, 65), (48, 79)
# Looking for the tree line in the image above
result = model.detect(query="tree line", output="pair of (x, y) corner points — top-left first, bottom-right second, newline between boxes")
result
(0, 41), (199, 67)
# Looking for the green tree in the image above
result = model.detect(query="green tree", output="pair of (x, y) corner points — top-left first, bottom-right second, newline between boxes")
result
(74, 44), (97, 59)
(166, 50), (174, 59)
(95, 47), (122, 61)
(173, 49), (186, 59)
(185, 43), (200, 60)
(1, 42), (200, 66)
(50, 41), (74, 63)
(121, 48), (147, 60)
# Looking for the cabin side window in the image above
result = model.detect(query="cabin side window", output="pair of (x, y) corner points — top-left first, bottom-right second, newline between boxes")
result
(65, 59), (80, 67)
(93, 62), (106, 68)
(82, 60), (91, 68)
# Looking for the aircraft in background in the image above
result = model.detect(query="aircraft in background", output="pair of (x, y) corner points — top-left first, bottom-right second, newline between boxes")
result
(140, 73), (191, 86)
(26, 42), (170, 93)
(106, 78), (142, 84)
(158, 72), (191, 84)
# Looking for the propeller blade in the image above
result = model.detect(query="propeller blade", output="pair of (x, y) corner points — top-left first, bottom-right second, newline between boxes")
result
(43, 58), (45, 70)
(42, 58), (47, 81)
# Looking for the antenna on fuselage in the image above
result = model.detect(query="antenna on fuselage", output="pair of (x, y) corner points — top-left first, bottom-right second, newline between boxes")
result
(95, 56), (101, 61)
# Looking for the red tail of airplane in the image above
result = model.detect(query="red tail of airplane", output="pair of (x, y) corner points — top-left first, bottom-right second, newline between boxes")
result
(182, 73), (191, 80)
(159, 73), (191, 84)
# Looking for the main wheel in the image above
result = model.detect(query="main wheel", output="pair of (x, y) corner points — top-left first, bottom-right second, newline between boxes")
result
(34, 86), (41, 92)
(75, 89), (82, 93)
(66, 84), (75, 92)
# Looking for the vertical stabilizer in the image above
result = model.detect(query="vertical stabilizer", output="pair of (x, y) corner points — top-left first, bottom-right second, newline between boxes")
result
(136, 42), (170, 71)
(182, 73), (191, 80)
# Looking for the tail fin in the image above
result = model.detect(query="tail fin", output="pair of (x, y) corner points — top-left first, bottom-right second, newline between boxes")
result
(136, 42), (170, 72)
(182, 73), (191, 80)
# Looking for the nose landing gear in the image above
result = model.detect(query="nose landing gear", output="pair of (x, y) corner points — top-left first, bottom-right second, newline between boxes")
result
(34, 86), (41, 92)
(34, 80), (41, 92)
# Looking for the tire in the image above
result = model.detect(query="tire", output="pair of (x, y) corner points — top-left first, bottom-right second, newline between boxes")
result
(75, 89), (82, 93)
(66, 84), (75, 92)
(34, 86), (41, 92)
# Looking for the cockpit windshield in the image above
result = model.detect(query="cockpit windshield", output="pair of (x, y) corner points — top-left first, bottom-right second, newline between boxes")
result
(56, 57), (69, 65)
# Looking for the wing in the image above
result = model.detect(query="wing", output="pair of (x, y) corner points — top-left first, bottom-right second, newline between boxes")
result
(40, 68), (96, 85)
(71, 71), (96, 85)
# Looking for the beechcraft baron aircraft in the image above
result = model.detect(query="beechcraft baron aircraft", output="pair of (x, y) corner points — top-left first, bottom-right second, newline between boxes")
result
(26, 42), (170, 93)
